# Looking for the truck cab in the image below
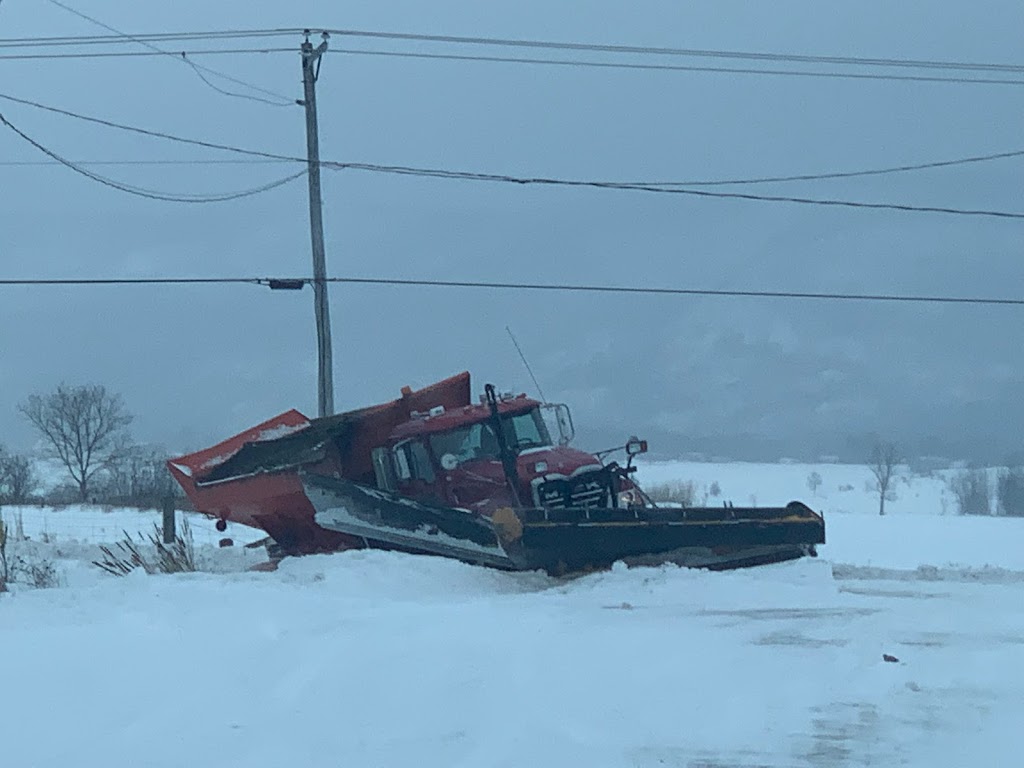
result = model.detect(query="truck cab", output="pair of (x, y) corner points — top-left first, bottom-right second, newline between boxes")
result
(369, 392), (641, 516)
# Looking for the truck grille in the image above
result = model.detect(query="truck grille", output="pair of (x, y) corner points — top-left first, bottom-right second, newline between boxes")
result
(536, 473), (611, 510)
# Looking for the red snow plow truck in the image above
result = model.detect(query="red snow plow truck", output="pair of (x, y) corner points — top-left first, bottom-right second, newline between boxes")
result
(168, 372), (824, 575)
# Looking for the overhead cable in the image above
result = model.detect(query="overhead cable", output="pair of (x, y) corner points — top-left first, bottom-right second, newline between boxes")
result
(5, 25), (1024, 79)
(322, 163), (1024, 220)
(3, 274), (1024, 308)
(0, 29), (299, 48)
(3, 146), (1023, 188)
(332, 48), (1024, 87)
(3, 91), (1023, 219)
(0, 47), (297, 61)
(0, 114), (305, 202)
(321, 28), (1024, 75)
(43, 0), (294, 106)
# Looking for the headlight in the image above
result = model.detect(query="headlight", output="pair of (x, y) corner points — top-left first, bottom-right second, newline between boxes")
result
(618, 490), (642, 507)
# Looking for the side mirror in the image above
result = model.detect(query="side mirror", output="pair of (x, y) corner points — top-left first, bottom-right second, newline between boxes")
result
(625, 436), (648, 457)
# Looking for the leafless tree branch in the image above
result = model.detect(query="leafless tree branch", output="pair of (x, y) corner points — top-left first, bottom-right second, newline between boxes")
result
(868, 440), (901, 516)
(18, 383), (132, 501)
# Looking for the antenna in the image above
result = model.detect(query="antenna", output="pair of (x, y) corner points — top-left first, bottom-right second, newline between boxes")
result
(505, 326), (547, 403)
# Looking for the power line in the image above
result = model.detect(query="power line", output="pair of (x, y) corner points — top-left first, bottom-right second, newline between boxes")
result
(0, 114), (306, 202)
(0, 277), (261, 285)
(324, 162), (1024, 220)
(333, 48), (1024, 87)
(629, 148), (1024, 187)
(0, 91), (296, 160)
(3, 90), (1023, 219)
(327, 276), (1024, 306)
(0, 158), (293, 166)
(5, 25), (1024, 79)
(322, 28), (1024, 75)
(0, 29), (299, 48)
(2, 147), (1023, 187)
(3, 273), (1024, 308)
(0, 47), (297, 61)
(43, 0), (295, 106)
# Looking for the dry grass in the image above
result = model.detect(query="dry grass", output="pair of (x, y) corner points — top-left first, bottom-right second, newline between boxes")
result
(93, 517), (196, 576)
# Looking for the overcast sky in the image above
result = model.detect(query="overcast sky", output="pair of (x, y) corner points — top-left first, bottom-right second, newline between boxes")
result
(2, 1), (1023, 463)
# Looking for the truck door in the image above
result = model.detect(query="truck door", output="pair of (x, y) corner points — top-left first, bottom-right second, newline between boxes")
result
(392, 439), (445, 505)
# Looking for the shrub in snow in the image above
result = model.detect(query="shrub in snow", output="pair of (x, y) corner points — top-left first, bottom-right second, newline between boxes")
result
(950, 469), (991, 516)
(12, 553), (61, 589)
(0, 516), (9, 593)
(93, 517), (197, 576)
(997, 468), (1024, 517)
(645, 481), (696, 507)
(0, 515), (63, 591)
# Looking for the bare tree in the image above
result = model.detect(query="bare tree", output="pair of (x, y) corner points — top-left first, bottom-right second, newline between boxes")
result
(98, 445), (180, 507)
(869, 441), (901, 516)
(807, 471), (822, 497)
(0, 452), (38, 504)
(19, 383), (132, 502)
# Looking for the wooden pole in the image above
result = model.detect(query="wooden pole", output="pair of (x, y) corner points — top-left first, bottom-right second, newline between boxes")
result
(301, 31), (334, 417)
(162, 496), (175, 544)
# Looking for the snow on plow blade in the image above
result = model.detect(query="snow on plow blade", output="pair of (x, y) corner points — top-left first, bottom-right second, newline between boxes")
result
(302, 471), (518, 570)
(301, 472), (825, 575)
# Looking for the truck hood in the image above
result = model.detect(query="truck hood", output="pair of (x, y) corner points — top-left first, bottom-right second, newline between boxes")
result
(515, 446), (605, 482)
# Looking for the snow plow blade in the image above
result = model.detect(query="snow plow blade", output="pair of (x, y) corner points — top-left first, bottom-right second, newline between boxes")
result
(301, 472), (520, 570)
(509, 503), (825, 574)
(301, 472), (825, 575)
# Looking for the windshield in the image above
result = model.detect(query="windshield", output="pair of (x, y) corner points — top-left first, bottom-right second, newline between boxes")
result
(429, 409), (552, 466)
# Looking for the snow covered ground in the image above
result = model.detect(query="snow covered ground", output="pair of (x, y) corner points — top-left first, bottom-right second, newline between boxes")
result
(3, 504), (268, 549)
(1, 462), (1022, 767)
(634, 458), (961, 517)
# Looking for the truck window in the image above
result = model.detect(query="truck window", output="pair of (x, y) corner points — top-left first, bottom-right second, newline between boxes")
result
(394, 440), (435, 483)
(429, 409), (552, 466)
(393, 444), (412, 480)
(430, 422), (501, 466)
(407, 440), (436, 483)
(505, 409), (551, 450)
(372, 447), (397, 491)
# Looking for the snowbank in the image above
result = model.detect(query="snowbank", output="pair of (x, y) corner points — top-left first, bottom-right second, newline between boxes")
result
(2, 462), (1022, 766)
(0, 550), (1020, 767)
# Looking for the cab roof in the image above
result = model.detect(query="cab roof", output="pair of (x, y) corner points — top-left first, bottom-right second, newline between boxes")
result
(388, 394), (540, 442)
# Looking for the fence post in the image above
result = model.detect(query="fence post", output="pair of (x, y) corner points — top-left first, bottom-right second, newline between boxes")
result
(162, 496), (175, 544)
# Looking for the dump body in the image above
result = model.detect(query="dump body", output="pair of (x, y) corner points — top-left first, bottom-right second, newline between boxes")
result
(167, 372), (473, 554)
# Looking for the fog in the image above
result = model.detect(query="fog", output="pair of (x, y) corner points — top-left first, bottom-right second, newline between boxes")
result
(2, 0), (1023, 464)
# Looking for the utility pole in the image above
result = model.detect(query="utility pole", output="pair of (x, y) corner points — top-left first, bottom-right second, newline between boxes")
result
(300, 30), (334, 417)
